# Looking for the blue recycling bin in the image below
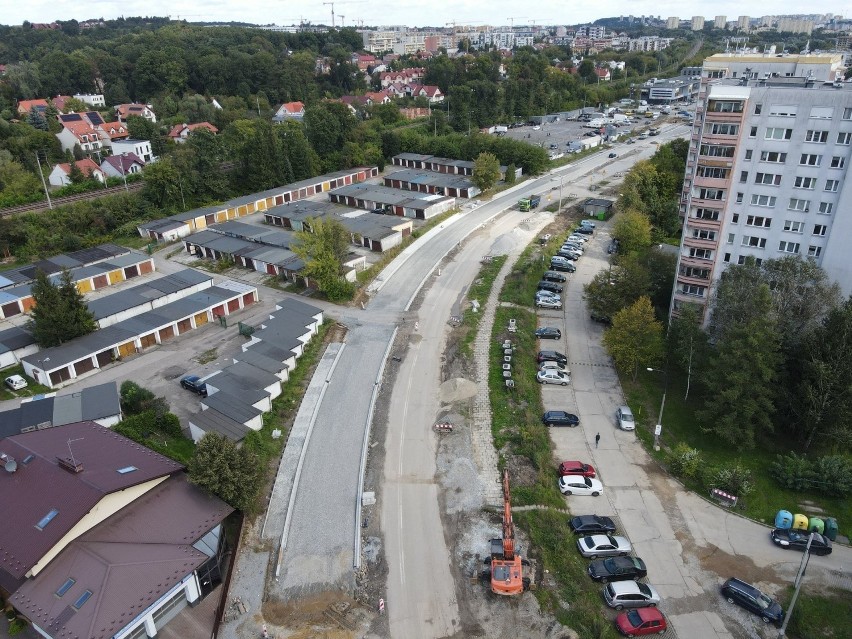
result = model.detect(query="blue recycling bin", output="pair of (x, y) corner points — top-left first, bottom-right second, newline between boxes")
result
(774, 510), (793, 529)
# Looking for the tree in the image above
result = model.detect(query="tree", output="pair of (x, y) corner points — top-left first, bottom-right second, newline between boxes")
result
(471, 151), (501, 191)
(188, 433), (263, 511)
(603, 296), (664, 380)
(667, 303), (708, 400)
(584, 254), (652, 320)
(26, 107), (48, 131)
(29, 269), (96, 347)
(504, 163), (517, 185)
(612, 209), (652, 254)
(68, 161), (87, 185)
(292, 218), (354, 301)
(697, 285), (780, 450)
(142, 158), (184, 210)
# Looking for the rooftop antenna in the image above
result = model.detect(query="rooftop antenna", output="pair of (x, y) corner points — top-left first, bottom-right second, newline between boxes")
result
(66, 437), (84, 468)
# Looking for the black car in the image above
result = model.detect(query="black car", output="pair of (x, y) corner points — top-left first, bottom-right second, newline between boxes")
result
(608, 152), (617, 158)
(588, 556), (647, 583)
(570, 515), (617, 535)
(542, 271), (567, 283)
(535, 327), (562, 340)
(591, 314), (612, 325)
(770, 529), (832, 555)
(542, 410), (580, 427)
(180, 375), (208, 397)
(537, 350), (568, 365)
(556, 250), (580, 261)
(720, 578), (784, 626)
(537, 281), (563, 294)
(574, 226), (594, 235)
(549, 261), (576, 273)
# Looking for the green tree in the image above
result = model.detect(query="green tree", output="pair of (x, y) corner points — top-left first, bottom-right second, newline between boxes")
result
(292, 217), (354, 301)
(698, 285), (780, 449)
(68, 161), (87, 185)
(471, 151), (501, 191)
(603, 296), (664, 380)
(142, 158), (184, 210)
(188, 433), (263, 512)
(612, 209), (652, 254)
(29, 269), (96, 347)
(26, 107), (48, 131)
(504, 163), (517, 185)
(584, 254), (652, 320)
(667, 303), (708, 400)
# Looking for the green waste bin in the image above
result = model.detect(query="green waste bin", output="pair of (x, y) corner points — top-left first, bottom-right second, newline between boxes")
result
(824, 517), (838, 541)
(808, 517), (825, 535)
(597, 212), (606, 221)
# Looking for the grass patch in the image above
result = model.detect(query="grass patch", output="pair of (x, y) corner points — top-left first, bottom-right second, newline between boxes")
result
(459, 255), (507, 356)
(500, 231), (575, 307)
(0, 364), (53, 401)
(195, 348), (218, 365)
(783, 587), (852, 639)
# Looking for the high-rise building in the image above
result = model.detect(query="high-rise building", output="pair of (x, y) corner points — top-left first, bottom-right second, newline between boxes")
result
(691, 16), (705, 31)
(714, 16), (727, 29)
(777, 18), (815, 34)
(671, 53), (850, 323)
(667, 17), (680, 29)
(737, 15), (750, 30)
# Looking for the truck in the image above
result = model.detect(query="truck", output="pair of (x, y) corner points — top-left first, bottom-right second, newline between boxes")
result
(495, 125), (508, 134)
(518, 194), (542, 211)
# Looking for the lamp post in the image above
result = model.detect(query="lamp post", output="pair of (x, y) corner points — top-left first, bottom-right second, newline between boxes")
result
(646, 365), (668, 450)
(551, 174), (565, 212)
(778, 532), (815, 637)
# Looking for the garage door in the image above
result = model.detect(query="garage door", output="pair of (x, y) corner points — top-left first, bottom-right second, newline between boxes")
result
(50, 368), (71, 385)
(108, 270), (124, 285)
(140, 333), (157, 349)
(242, 292), (255, 306)
(1, 301), (20, 318)
(194, 312), (209, 327)
(159, 325), (175, 341)
(21, 297), (36, 312)
(118, 341), (136, 357)
(74, 358), (95, 376)
(95, 350), (112, 367)
(93, 274), (109, 289)
(76, 279), (93, 294)
(177, 318), (192, 333)
(124, 265), (139, 279)
(266, 264), (276, 275)
(227, 298), (240, 313)
(212, 305), (225, 318)
(139, 260), (154, 275)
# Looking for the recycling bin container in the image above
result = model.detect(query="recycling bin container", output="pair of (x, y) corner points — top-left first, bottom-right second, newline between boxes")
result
(774, 510), (793, 529)
(808, 517), (825, 535)
(824, 517), (838, 541)
(792, 513), (809, 531)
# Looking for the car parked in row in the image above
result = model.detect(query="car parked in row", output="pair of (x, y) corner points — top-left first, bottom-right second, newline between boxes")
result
(537, 281), (563, 294)
(720, 578), (784, 626)
(769, 529), (832, 555)
(616, 406), (636, 431)
(539, 361), (569, 376)
(577, 534), (631, 558)
(537, 350), (568, 365)
(579, 219), (596, 228)
(555, 249), (580, 261)
(560, 462), (597, 478)
(549, 260), (576, 273)
(534, 326), (562, 340)
(588, 556), (648, 583)
(559, 475), (603, 496)
(604, 581), (662, 610)
(570, 514), (615, 534)
(537, 369), (571, 385)
(574, 226), (594, 235)
(536, 297), (563, 309)
(542, 270), (567, 283)
(615, 607), (667, 636)
(542, 409), (579, 427)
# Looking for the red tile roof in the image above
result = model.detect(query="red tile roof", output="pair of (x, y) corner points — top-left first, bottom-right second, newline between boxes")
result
(55, 158), (103, 178)
(61, 120), (102, 142)
(279, 101), (305, 114)
(17, 99), (49, 114)
(167, 122), (219, 139)
(97, 121), (128, 140)
(51, 95), (73, 112)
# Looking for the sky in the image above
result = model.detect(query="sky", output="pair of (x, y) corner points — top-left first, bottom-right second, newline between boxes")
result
(0, 1), (845, 29)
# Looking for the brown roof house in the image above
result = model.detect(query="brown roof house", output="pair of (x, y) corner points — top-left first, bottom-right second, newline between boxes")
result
(1, 421), (233, 639)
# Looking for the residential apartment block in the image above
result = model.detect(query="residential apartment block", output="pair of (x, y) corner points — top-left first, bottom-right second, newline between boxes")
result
(672, 53), (851, 323)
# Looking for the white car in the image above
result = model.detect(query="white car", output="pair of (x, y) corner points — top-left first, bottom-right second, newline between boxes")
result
(561, 243), (584, 253)
(533, 125), (541, 130)
(539, 360), (570, 374)
(536, 298), (563, 310)
(536, 291), (561, 302)
(4, 374), (27, 391)
(537, 369), (570, 386)
(577, 534), (632, 558)
(579, 220), (597, 228)
(559, 475), (603, 496)
(616, 406), (635, 431)
(567, 235), (588, 243)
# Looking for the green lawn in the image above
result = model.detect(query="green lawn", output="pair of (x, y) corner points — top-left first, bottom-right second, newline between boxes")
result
(783, 587), (852, 639)
(0, 364), (53, 401)
(460, 255), (507, 356)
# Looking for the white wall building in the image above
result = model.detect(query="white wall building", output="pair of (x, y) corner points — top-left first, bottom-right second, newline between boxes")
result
(73, 93), (105, 107)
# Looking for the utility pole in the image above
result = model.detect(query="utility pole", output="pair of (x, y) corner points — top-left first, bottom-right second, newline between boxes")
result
(778, 533), (815, 638)
(34, 151), (53, 209)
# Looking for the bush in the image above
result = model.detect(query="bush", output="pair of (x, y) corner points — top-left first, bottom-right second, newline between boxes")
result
(769, 452), (815, 491)
(8, 618), (27, 636)
(769, 453), (852, 497)
(158, 412), (182, 438)
(120, 380), (156, 415)
(707, 463), (755, 497)
(668, 442), (703, 480)
(812, 456), (852, 497)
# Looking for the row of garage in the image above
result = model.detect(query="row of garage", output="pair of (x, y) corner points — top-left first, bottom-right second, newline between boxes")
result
(382, 168), (481, 199)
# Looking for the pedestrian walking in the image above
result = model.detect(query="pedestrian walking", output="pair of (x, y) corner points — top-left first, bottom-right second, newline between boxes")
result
(595, 432), (600, 448)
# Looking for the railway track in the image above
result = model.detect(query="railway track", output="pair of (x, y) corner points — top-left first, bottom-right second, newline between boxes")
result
(0, 181), (144, 217)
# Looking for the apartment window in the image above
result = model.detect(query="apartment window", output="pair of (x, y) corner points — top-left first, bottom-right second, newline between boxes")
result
(805, 130), (829, 143)
(681, 266), (710, 279)
(707, 123), (740, 135)
(784, 220), (804, 233)
(698, 188), (724, 200)
(746, 215), (771, 228)
(751, 194), (776, 207)
(794, 176), (816, 189)
(825, 179), (840, 192)
(769, 105), (797, 117)
(697, 166), (730, 179)
(808, 246), (823, 257)
(754, 103), (763, 115)
(737, 255), (747, 265)
(695, 208), (719, 220)
(745, 149), (753, 160)
(844, 107), (852, 120)
(689, 248), (712, 259)
(788, 198), (810, 212)
(818, 202), (834, 215)
(727, 233), (735, 244)
(692, 228), (716, 240)
(813, 224), (828, 236)
(681, 284), (706, 296)
(700, 144), (736, 157)
(779, 241), (800, 254)
(740, 171), (749, 182)
(736, 193), (743, 204)
(742, 235), (767, 248)
(838, 132), (852, 145)
(760, 151), (787, 163)
(755, 173), (781, 185)
(799, 154), (822, 166)
(732, 213), (740, 223)
(809, 107), (834, 119)
(709, 100), (743, 113)
(724, 252), (731, 262)
(749, 126), (757, 137)
(765, 127), (793, 140)
(830, 156), (846, 168)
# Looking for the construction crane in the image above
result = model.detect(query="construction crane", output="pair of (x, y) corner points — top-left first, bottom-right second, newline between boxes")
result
(322, 1), (365, 28)
(507, 17), (527, 28)
(485, 469), (531, 596)
(339, 15), (345, 27)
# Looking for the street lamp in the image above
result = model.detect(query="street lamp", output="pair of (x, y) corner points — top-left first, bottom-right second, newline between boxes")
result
(646, 365), (668, 450)
(551, 175), (565, 213)
(778, 532), (816, 638)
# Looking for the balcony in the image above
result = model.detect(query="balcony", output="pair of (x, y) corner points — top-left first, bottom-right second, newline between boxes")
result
(683, 236), (718, 251)
(704, 111), (744, 123)
(678, 254), (713, 268)
(686, 217), (721, 231)
(693, 175), (730, 190)
(674, 290), (708, 304)
(677, 273), (711, 287)
(694, 156), (734, 168)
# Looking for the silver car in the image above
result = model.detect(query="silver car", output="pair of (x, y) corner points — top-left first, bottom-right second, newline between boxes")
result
(616, 406), (635, 431)
(537, 369), (570, 385)
(577, 534), (632, 558)
(536, 298), (563, 309)
(603, 580), (662, 610)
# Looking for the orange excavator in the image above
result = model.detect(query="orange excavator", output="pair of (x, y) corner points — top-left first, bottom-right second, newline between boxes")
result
(485, 469), (531, 595)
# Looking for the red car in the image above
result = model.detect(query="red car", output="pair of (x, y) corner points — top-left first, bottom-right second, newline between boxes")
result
(558, 460), (596, 478)
(615, 607), (667, 636)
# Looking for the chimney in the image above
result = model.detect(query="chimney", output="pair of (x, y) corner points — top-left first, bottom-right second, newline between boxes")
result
(56, 456), (84, 473)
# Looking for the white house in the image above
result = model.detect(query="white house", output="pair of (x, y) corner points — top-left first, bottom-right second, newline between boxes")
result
(115, 103), (157, 123)
(56, 122), (104, 155)
(73, 93), (106, 107)
(48, 159), (106, 186)
(110, 138), (156, 163)
(100, 152), (145, 178)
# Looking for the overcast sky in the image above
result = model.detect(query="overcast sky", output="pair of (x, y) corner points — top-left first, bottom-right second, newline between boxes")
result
(1, 2), (845, 29)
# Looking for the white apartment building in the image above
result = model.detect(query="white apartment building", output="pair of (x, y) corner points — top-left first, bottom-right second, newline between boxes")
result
(672, 53), (852, 323)
(692, 16), (705, 31)
(666, 17), (680, 29)
(776, 18), (815, 34)
(714, 16), (727, 29)
(738, 16), (751, 30)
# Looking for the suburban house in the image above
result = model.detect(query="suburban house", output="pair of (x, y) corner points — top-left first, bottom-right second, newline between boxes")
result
(50, 95), (73, 112)
(100, 152), (145, 178)
(97, 120), (130, 143)
(405, 84), (443, 102)
(594, 67), (612, 82)
(114, 103), (157, 123)
(1, 421), (233, 639)
(167, 122), (219, 143)
(272, 101), (305, 123)
(55, 121), (104, 155)
(351, 53), (377, 72)
(73, 93), (106, 107)
(48, 159), (106, 187)
(16, 98), (50, 116)
(379, 67), (425, 87)
(110, 138), (156, 163)
(364, 91), (391, 104)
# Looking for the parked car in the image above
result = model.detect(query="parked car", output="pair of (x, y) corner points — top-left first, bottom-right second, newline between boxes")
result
(536, 297), (563, 309)
(4, 374), (27, 391)
(561, 243), (584, 253)
(539, 234), (552, 244)
(537, 369), (571, 385)
(577, 534), (632, 558)
(542, 409), (579, 426)
(567, 234), (588, 243)
(539, 360), (569, 374)
(559, 475), (603, 496)
(570, 514), (615, 534)
(559, 461), (596, 478)
(535, 326), (562, 339)
(588, 556), (648, 583)
(536, 291), (561, 302)
(609, 152), (618, 158)
(537, 350), (568, 365)
(720, 578), (784, 626)
(556, 250), (580, 261)
(638, 133), (649, 140)
(549, 260), (576, 273)
(769, 529), (832, 555)
(605, 581), (662, 610)
(537, 281), (563, 294)
(614, 608), (667, 636)
(574, 226), (594, 235)
(542, 270), (567, 283)
(579, 220), (596, 228)
(616, 406), (636, 431)
(591, 313), (612, 325)
(180, 375), (208, 397)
